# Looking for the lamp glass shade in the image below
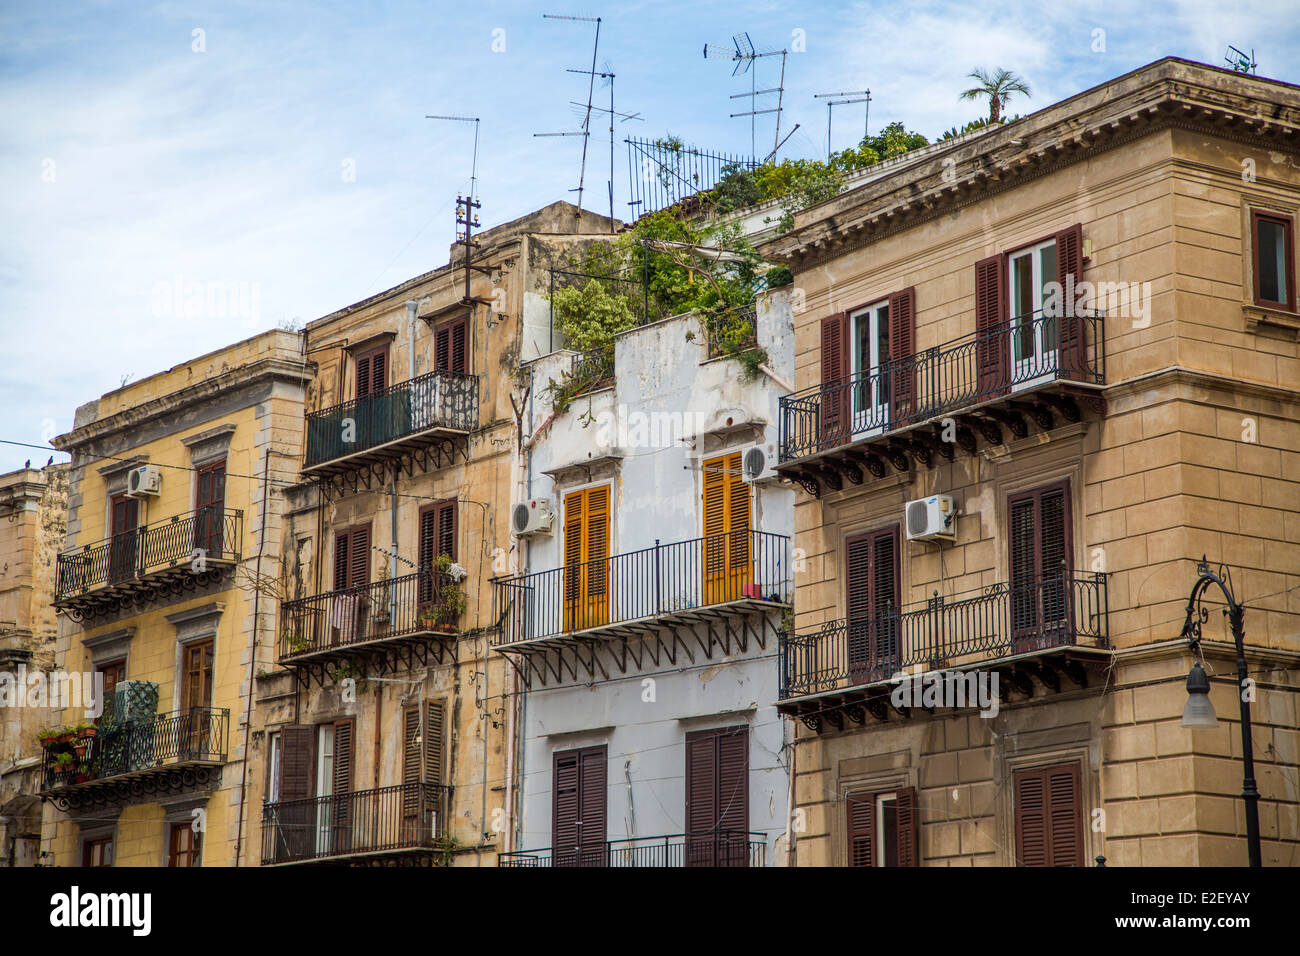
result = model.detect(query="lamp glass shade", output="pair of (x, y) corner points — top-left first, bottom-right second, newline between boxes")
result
(1181, 692), (1219, 729)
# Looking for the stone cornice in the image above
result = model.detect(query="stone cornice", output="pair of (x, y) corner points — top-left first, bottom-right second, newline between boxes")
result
(760, 58), (1300, 270)
(53, 357), (315, 454)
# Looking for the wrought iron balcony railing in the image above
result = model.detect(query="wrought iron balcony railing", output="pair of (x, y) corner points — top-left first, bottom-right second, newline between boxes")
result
(491, 530), (790, 646)
(498, 830), (765, 867)
(261, 782), (450, 865)
(304, 368), (478, 468)
(780, 574), (1109, 700)
(779, 309), (1105, 462)
(55, 507), (243, 602)
(279, 569), (461, 661)
(40, 707), (229, 791)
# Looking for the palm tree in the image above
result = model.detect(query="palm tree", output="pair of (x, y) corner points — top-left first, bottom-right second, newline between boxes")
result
(960, 68), (1031, 124)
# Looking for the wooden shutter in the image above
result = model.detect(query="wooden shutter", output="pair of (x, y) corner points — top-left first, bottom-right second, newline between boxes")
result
(425, 700), (445, 786)
(435, 317), (468, 374)
(685, 726), (750, 866)
(348, 524), (370, 587)
(333, 529), (351, 590)
(563, 486), (611, 629)
(1054, 224), (1086, 376)
(1014, 762), (1083, 866)
(563, 489), (584, 605)
(108, 494), (139, 585)
(887, 288), (917, 424)
(975, 254), (1010, 398)
(331, 718), (354, 835)
(819, 311), (849, 448)
(355, 346), (388, 399)
(278, 725), (314, 800)
(585, 486), (609, 600)
(1009, 482), (1072, 647)
(418, 501), (457, 603)
(846, 792), (874, 867)
(402, 705), (421, 823)
(896, 787), (919, 867)
(703, 454), (752, 602)
(194, 460), (226, 556)
(553, 746), (607, 866)
(355, 353), (372, 399)
(846, 526), (899, 682)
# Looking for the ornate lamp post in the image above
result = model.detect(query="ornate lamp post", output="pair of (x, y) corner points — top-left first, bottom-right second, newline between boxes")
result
(1178, 558), (1262, 867)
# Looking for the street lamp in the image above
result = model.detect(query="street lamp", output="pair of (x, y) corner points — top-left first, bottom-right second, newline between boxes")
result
(1178, 558), (1262, 867)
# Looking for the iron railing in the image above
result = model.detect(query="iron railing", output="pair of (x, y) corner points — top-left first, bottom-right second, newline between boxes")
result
(304, 368), (478, 468)
(40, 707), (229, 790)
(625, 137), (758, 214)
(261, 782), (450, 865)
(568, 345), (616, 395)
(498, 830), (766, 867)
(779, 309), (1105, 462)
(704, 304), (758, 359)
(279, 569), (461, 660)
(55, 508), (243, 601)
(779, 574), (1109, 700)
(491, 529), (790, 646)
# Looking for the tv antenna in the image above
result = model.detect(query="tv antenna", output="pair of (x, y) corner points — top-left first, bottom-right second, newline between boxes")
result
(565, 67), (642, 232)
(704, 31), (787, 160)
(813, 91), (870, 161)
(1225, 45), (1257, 74)
(425, 114), (481, 201)
(538, 13), (602, 220)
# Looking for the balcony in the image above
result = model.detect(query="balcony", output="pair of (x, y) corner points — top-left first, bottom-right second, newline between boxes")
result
(498, 830), (766, 867)
(777, 574), (1110, 731)
(54, 507), (243, 621)
(279, 569), (461, 682)
(491, 530), (789, 684)
(261, 783), (451, 866)
(39, 707), (229, 811)
(777, 311), (1105, 495)
(303, 369), (477, 479)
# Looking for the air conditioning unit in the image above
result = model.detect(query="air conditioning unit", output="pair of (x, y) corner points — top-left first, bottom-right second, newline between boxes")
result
(742, 444), (777, 483)
(126, 465), (162, 499)
(512, 498), (554, 537)
(905, 494), (956, 542)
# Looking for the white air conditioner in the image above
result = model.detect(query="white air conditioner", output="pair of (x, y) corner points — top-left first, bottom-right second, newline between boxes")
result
(905, 494), (956, 542)
(512, 498), (554, 537)
(126, 465), (162, 499)
(742, 444), (777, 483)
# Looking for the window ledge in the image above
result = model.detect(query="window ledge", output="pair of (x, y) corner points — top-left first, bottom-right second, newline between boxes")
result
(1243, 303), (1300, 340)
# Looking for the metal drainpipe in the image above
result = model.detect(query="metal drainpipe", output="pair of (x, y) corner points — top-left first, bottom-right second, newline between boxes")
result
(390, 471), (398, 622)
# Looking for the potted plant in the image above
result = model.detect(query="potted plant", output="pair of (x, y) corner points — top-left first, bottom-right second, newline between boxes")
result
(37, 727), (64, 750)
(52, 751), (74, 782)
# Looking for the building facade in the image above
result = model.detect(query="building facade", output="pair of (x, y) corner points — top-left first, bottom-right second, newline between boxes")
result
(253, 201), (619, 866)
(765, 58), (1300, 867)
(496, 287), (797, 866)
(42, 330), (311, 866)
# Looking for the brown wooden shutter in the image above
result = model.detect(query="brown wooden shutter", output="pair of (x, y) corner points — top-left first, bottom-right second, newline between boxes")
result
(846, 526), (899, 682)
(418, 501), (457, 604)
(435, 326), (450, 372)
(333, 530), (351, 590)
(349, 524), (370, 587)
(685, 726), (750, 866)
(435, 317), (468, 374)
(819, 311), (849, 448)
(887, 288), (916, 424)
(1054, 224), (1086, 377)
(553, 745), (607, 866)
(331, 718), (354, 837)
(896, 787), (919, 867)
(355, 353), (372, 399)
(1009, 482), (1072, 648)
(846, 792), (874, 867)
(1015, 762), (1083, 866)
(579, 747), (607, 864)
(402, 705), (421, 823)
(277, 723), (316, 857)
(424, 700), (445, 786)
(975, 254), (1009, 398)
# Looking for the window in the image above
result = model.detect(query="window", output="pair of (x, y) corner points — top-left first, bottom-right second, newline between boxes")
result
(332, 524), (372, 643)
(180, 640), (214, 711)
(846, 787), (918, 867)
(850, 300), (890, 430)
(434, 316), (468, 374)
(167, 822), (202, 867)
(685, 726), (750, 867)
(1013, 762), (1084, 866)
(562, 486), (610, 630)
(97, 659), (125, 725)
(194, 460), (226, 556)
(845, 526), (900, 683)
(402, 700), (446, 834)
(1008, 238), (1058, 378)
(552, 745), (607, 867)
(1008, 481), (1072, 651)
(418, 500), (457, 606)
(266, 731), (281, 803)
(107, 494), (139, 585)
(82, 836), (113, 867)
(702, 453), (751, 604)
(355, 345), (389, 399)
(1252, 210), (1296, 311)
(819, 287), (915, 445)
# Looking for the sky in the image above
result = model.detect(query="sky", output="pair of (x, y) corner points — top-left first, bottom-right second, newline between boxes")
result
(1, 0), (1297, 472)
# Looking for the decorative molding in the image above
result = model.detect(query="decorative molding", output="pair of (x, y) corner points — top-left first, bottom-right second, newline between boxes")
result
(166, 602), (225, 644)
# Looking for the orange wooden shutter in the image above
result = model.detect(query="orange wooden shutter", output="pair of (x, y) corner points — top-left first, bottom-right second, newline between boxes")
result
(585, 485), (609, 600)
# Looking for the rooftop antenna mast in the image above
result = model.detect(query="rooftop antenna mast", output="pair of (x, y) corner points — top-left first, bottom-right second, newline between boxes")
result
(540, 13), (602, 220)
(1225, 45), (1257, 74)
(426, 114), (487, 301)
(813, 90), (870, 161)
(566, 67), (643, 232)
(704, 31), (787, 160)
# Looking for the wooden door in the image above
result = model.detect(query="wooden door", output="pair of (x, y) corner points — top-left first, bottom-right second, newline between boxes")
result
(193, 460), (226, 558)
(846, 526), (900, 683)
(553, 746), (607, 867)
(108, 494), (139, 585)
(562, 487), (610, 631)
(702, 453), (752, 605)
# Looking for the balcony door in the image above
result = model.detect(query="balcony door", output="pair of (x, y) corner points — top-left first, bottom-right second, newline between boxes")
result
(563, 486), (610, 631)
(417, 499), (457, 614)
(702, 453), (751, 606)
(685, 726), (750, 867)
(331, 525), (371, 645)
(850, 301), (891, 436)
(402, 700), (445, 844)
(314, 719), (353, 857)
(846, 526), (900, 684)
(179, 639), (213, 758)
(1008, 239), (1059, 389)
(193, 460), (226, 558)
(1008, 481), (1073, 652)
(553, 745), (607, 867)
(107, 494), (139, 585)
